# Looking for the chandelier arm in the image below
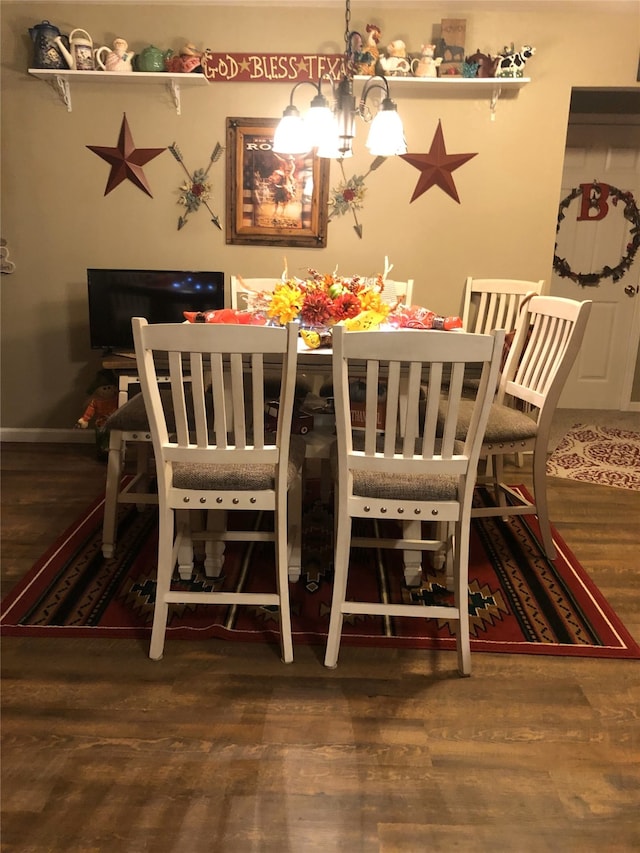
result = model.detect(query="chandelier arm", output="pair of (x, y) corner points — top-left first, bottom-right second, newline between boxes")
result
(287, 79), (322, 107)
(359, 75), (392, 121)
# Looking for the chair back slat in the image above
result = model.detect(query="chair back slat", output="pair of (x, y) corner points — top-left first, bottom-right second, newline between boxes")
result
(209, 353), (228, 447)
(402, 362), (422, 454)
(422, 360), (442, 456)
(189, 352), (209, 447)
(168, 351), (190, 445)
(228, 352), (247, 448)
(442, 361), (466, 457)
(382, 361), (401, 456)
(364, 361), (380, 455)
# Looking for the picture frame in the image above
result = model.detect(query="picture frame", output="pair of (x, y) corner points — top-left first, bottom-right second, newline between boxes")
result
(225, 117), (329, 247)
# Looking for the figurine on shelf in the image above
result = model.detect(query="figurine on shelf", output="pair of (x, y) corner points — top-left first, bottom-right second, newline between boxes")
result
(353, 23), (380, 76)
(75, 369), (118, 460)
(495, 44), (536, 78)
(411, 44), (443, 78)
(379, 39), (411, 77)
(465, 49), (499, 78)
(94, 38), (134, 72)
(165, 43), (203, 74)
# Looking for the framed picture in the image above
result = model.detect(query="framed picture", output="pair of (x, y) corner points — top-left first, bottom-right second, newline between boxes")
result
(226, 117), (329, 247)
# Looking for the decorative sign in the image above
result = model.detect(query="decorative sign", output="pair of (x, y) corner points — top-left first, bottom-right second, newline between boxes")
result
(202, 51), (345, 83)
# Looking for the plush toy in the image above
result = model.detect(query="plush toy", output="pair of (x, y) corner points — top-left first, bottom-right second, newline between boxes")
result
(75, 369), (118, 459)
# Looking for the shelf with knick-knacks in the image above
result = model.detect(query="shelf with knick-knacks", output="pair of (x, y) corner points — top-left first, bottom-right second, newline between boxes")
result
(28, 68), (209, 115)
(28, 68), (529, 117)
(355, 75), (530, 115)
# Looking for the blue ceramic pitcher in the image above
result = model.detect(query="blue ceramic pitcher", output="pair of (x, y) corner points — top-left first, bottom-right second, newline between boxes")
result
(29, 20), (69, 70)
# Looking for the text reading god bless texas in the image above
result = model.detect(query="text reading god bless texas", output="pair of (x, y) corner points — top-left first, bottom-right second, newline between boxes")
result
(203, 53), (345, 82)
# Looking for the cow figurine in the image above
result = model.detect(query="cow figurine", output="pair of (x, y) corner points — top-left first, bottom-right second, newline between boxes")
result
(495, 44), (536, 78)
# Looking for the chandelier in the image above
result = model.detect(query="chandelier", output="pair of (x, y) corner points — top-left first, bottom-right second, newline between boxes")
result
(273, 0), (406, 159)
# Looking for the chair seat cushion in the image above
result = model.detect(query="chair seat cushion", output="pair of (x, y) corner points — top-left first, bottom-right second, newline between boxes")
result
(330, 433), (459, 501)
(104, 392), (151, 431)
(105, 391), (179, 432)
(172, 435), (306, 491)
(445, 399), (537, 443)
(353, 470), (458, 501)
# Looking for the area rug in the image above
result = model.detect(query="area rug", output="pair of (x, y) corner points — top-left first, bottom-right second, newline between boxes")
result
(546, 423), (640, 491)
(1, 486), (638, 659)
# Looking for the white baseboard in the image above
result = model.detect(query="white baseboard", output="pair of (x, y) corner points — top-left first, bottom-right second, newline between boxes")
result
(0, 428), (95, 444)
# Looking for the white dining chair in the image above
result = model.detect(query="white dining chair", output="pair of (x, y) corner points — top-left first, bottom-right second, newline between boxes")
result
(449, 295), (593, 559)
(324, 324), (504, 676)
(380, 278), (414, 307)
(132, 318), (304, 662)
(229, 275), (282, 310)
(461, 277), (545, 335)
(459, 277), (546, 469)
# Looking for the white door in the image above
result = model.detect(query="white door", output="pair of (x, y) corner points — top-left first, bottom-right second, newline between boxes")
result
(552, 124), (640, 410)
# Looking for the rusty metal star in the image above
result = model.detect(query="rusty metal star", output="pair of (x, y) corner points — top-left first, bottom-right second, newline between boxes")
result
(400, 120), (478, 204)
(87, 113), (166, 197)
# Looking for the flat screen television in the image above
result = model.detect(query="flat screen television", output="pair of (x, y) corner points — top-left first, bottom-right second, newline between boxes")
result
(87, 268), (225, 352)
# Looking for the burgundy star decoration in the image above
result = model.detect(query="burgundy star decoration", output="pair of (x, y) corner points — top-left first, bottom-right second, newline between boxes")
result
(87, 113), (166, 197)
(400, 120), (478, 204)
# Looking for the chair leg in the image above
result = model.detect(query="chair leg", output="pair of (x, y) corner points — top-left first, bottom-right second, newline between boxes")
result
(402, 519), (423, 587)
(204, 509), (226, 578)
(176, 509), (194, 579)
(102, 429), (125, 558)
(275, 494), (294, 664)
(149, 505), (175, 661)
(324, 511), (352, 668)
(287, 473), (303, 583)
(453, 518), (471, 677)
(134, 442), (152, 512)
(532, 446), (557, 560)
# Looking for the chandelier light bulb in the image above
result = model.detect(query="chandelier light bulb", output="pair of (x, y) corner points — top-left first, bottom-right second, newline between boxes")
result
(273, 106), (311, 155)
(366, 100), (407, 156)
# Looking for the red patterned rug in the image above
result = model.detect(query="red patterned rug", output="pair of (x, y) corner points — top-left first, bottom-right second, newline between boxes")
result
(2, 486), (638, 659)
(546, 423), (640, 491)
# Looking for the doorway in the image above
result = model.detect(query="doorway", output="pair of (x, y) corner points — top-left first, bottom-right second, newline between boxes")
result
(552, 88), (640, 411)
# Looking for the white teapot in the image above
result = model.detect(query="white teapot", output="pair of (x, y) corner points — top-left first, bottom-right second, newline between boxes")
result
(95, 38), (134, 72)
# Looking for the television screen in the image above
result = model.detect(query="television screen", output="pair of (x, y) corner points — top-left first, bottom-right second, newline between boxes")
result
(87, 268), (225, 351)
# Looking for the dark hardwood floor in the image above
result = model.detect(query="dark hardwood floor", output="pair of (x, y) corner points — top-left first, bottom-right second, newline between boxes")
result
(2, 441), (639, 852)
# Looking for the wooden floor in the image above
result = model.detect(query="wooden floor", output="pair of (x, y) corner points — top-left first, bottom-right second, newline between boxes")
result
(2, 441), (639, 852)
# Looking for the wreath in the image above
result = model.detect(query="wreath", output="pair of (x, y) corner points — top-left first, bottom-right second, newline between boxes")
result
(553, 181), (640, 286)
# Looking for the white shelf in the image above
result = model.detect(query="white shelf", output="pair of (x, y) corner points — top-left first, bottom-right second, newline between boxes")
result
(28, 68), (208, 114)
(355, 75), (530, 115)
(355, 75), (529, 88)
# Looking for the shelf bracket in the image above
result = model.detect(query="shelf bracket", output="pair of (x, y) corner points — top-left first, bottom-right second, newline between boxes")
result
(52, 74), (72, 112)
(490, 85), (502, 120)
(167, 79), (181, 115)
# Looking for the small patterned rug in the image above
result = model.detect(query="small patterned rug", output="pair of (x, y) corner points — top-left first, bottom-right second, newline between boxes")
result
(546, 423), (640, 491)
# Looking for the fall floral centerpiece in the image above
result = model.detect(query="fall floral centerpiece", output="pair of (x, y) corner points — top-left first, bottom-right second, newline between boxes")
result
(183, 263), (463, 340)
(250, 269), (392, 332)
